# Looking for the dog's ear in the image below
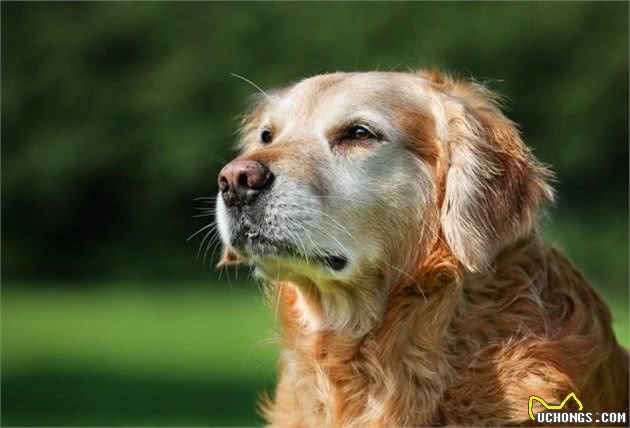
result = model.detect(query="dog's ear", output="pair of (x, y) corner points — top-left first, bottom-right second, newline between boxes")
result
(436, 77), (554, 272)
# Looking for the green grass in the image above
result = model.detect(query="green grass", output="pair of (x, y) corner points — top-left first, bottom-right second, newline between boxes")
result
(1, 283), (278, 426)
(1, 282), (628, 426)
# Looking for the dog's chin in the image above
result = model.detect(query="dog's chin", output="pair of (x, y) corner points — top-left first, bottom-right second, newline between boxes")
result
(229, 233), (349, 280)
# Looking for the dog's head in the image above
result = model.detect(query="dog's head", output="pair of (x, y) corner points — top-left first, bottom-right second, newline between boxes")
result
(216, 71), (553, 290)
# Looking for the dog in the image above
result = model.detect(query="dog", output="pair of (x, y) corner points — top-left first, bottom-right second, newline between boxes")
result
(215, 70), (628, 427)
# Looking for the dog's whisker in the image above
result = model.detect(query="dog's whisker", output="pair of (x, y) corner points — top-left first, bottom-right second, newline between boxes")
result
(295, 206), (360, 247)
(196, 226), (216, 261)
(300, 219), (360, 270)
(187, 223), (216, 241)
(284, 224), (311, 263)
(292, 194), (368, 204)
(203, 231), (222, 264)
(230, 72), (273, 101)
(207, 237), (223, 267)
(381, 260), (427, 303)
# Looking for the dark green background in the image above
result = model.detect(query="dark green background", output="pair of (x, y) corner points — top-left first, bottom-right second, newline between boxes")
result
(2, 2), (628, 426)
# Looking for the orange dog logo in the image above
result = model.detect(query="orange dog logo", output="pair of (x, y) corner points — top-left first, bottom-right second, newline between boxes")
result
(528, 392), (583, 420)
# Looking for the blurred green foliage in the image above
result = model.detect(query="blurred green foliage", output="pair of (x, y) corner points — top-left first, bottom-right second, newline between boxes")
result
(2, 2), (628, 285)
(1, 2), (628, 427)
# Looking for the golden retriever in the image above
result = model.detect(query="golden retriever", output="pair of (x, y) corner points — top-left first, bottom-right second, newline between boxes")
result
(215, 70), (628, 427)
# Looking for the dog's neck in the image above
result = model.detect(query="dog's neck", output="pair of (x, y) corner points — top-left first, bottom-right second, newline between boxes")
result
(274, 272), (390, 338)
(268, 234), (550, 425)
(274, 237), (460, 336)
(274, 233), (546, 360)
(268, 240), (466, 426)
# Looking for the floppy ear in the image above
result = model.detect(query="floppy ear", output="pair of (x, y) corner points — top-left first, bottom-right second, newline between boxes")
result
(438, 80), (554, 272)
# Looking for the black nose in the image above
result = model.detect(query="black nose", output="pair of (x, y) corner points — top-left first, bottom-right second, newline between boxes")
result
(218, 159), (273, 208)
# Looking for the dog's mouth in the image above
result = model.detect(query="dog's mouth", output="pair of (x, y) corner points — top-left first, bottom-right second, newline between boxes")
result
(232, 228), (348, 272)
(318, 254), (348, 271)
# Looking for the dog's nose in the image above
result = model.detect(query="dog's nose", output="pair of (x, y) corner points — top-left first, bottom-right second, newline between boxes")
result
(218, 159), (273, 207)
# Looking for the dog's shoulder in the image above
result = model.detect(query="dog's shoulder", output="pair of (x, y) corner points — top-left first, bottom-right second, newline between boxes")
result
(441, 242), (627, 425)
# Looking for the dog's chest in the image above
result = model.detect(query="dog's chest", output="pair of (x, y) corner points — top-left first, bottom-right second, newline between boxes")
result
(278, 337), (453, 427)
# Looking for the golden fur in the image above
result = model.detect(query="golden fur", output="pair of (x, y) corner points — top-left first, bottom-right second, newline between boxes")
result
(218, 70), (628, 427)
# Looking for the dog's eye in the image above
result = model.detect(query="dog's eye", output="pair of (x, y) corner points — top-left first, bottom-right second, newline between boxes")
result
(261, 129), (273, 144)
(347, 125), (375, 142)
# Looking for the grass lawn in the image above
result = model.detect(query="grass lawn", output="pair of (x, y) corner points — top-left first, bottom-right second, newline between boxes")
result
(1, 283), (278, 426)
(2, 281), (628, 426)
